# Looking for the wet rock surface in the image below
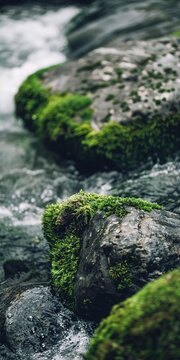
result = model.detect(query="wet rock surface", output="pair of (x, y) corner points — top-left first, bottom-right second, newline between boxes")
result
(83, 158), (180, 214)
(42, 37), (180, 128)
(0, 220), (49, 283)
(75, 208), (180, 318)
(1, 286), (93, 360)
(6, 287), (64, 354)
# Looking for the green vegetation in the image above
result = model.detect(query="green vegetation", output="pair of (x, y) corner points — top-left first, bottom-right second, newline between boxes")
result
(109, 262), (132, 291)
(42, 191), (161, 309)
(105, 94), (115, 101)
(15, 66), (180, 171)
(15, 66), (93, 162)
(85, 268), (180, 360)
(84, 113), (180, 169)
(172, 30), (180, 37)
(78, 61), (102, 72)
(15, 63), (62, 129)
(15, 74), (50, 130)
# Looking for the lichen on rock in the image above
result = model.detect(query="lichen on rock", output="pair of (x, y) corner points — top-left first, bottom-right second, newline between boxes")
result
(85, 268), (180, 360)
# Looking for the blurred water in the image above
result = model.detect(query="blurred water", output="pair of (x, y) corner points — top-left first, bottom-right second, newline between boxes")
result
(0, 4), (80, 221)
(67, 0), (180, 56)
(0, 5), (78, 112)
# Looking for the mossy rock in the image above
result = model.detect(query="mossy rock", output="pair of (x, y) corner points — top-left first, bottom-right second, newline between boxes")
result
(15, 38), (180, 172)
(85, 268), (180, 360)
(42, 191), (162, 312)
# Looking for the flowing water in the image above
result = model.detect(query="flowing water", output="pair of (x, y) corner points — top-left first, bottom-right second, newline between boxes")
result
(0, 4), (92, 359)
(0, 2), (179, 359)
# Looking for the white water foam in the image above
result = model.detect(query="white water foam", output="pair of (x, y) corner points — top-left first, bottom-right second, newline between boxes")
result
(0, 6), (79, 114)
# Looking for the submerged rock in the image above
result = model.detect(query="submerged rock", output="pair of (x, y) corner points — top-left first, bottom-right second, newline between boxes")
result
(85, 268), (180, 360)
(42, 191), (179, 318)
(15, 37), (180, 172)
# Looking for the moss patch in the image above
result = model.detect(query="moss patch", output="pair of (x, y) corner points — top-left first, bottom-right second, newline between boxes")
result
(172, 30), (180, 37)
(42, 191), (161, 309)
(15, 66), (93, 162)
(109, 262), (132, 291)
(85, 268), (180, 360)
(83, 113), (180, 169)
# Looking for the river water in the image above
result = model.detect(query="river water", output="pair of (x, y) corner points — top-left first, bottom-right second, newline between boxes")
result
(0, 2), (179, 359)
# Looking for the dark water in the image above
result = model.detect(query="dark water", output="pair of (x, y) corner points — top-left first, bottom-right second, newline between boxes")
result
(0, 1), (179, 359)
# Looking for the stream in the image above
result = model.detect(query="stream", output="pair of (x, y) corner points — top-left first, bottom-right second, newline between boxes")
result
(0, 1), (179, 359)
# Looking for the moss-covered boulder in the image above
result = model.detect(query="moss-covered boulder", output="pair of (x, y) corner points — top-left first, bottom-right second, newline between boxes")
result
(85, 268), (180, 360)
(15, 37), (180, 172)
(42, 191), (180, 318)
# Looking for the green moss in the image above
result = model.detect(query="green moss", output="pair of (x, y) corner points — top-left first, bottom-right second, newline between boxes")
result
(171, 30), (180, 37)
(105, 94), (115, 102)
(83, 112), (180, 169)
(38, 93), (92, 142)
(42, 191), (161, 309)
(15, 63), (62, 129)
(15, 75), (50, 130)
(78, 61), (102, 72)
(15, 67), (180, 172)
(51, 234), (81, 306)
(109, 262), (132, 291)
(130, 67), (139, 74)
(115, 67), (123, 78)
(85, 268), (180, 360)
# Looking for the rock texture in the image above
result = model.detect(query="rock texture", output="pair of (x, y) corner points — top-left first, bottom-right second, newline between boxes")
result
(15, 36), (180, 171)
(5, 287), (63, 354)
(74, 208), (180, 318)
(42, 37), (180, 128)
(1, 286), (92, 360)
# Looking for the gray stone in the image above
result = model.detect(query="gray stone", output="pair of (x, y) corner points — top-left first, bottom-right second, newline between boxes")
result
(1, 286), (93, 360)
(42, 37), (180, 129)
(5, 287), (62, 354)
(74, 208), (180, 318)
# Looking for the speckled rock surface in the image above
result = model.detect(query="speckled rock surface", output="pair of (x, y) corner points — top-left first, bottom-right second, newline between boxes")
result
(42, 37), (180, 129)
(74, 208), (180, 318)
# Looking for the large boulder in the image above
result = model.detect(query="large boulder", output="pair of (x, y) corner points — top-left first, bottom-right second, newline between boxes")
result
(75, 208), (180, 318)
(42, 191), (180, 318)
(15, 37), (180, 172)
(85, 268), (180, 360)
